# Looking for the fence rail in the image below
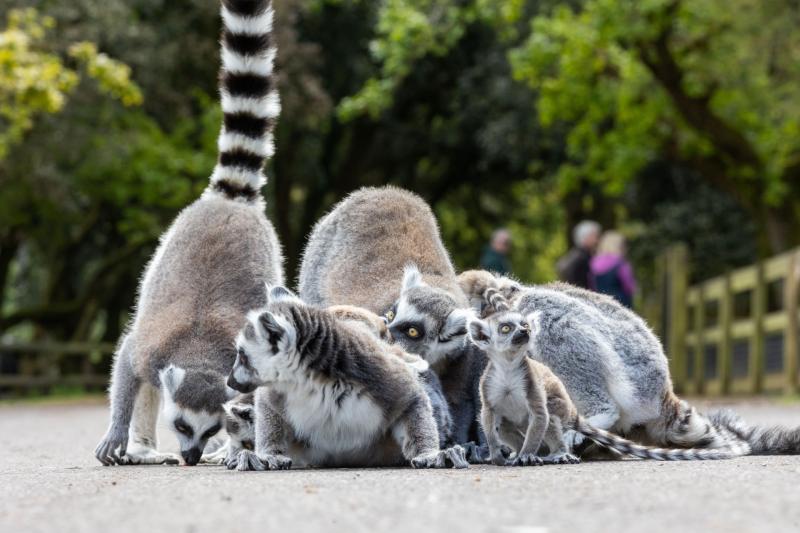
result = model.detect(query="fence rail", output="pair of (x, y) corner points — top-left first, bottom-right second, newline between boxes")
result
(0, 341), (114, 396)
(656, 245), (800, 395)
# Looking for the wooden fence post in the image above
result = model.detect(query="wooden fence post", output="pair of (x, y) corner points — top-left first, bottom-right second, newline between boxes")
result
(665, 244), (689, 393)
(785, 251), (800, 394)
(753, 259), (766, 393)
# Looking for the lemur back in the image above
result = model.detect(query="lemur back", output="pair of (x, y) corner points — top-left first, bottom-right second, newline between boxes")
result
(298, 187), (485, 450)
(95, 0), (283, 467)
(225, 287), (468, 470)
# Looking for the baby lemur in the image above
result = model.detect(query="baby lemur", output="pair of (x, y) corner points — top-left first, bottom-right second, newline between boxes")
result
(468, 289), (747, 465)
(225, 286), (468, 470)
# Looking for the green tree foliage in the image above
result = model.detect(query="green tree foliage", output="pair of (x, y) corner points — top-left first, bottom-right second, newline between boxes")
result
(0, 8), (140, 160)
(508, 0), (800, 251)
(0, 0), (794, 349)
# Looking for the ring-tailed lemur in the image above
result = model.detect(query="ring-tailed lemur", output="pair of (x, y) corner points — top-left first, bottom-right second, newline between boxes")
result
(459, 270), (800, 456)
(94, 0), (283, 467)
(328, 304), (455, 448)
(298, 187), (485, 452)
(225, 286), (469, 470)
(468, 298), (748, 465)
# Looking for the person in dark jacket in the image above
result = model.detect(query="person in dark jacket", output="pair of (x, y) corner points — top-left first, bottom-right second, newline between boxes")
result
(590, 231), (637, 308)
(556, 220), (600, 289)
(480, 228), (512, 275)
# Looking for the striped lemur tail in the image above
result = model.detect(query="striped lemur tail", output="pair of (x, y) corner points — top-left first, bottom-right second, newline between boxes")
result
(709, 409), (800, 455)
(207, 0), (280, 202)
(576, 419), (750, 461)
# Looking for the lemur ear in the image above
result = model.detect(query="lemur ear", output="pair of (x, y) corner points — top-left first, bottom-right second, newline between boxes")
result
(159, 365), (186, 396)
(269, 285), (302, 304)
(467, 318), (491, 348)
(257, 311), (285, 339)
(401, 264), (424, 292)
(441, 308), (472, 339)
(230, 404), (254, 423)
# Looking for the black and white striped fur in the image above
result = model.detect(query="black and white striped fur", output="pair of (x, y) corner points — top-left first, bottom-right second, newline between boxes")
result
(470, 290), (749, 465)
(206, 0), (280, 203)
(94, 0), (283, 467)
(226, 286), (469, 470)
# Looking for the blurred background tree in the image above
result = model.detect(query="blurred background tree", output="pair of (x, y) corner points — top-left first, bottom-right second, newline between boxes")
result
(0, 0), (797, 347)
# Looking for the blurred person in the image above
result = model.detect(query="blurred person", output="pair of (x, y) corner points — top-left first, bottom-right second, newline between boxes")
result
(590, 231), (636, 308)
(556, 220), (600, 289)
(480, 228), (512, 275)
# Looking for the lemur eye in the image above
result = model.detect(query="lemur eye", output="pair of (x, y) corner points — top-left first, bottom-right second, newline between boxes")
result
(500, 325), (511, 334)
(386, 310), (395, 321)
(407, 327), (420, 338)
(174, 421), (193, 437)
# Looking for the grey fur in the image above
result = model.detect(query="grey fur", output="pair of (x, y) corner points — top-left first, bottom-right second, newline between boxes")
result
(470, 309), (748, 465)
(226, 286), (468, 470)
(459, 271), (752, 455)
(297, 187), (485, 449)
(94, 0), (283, 467)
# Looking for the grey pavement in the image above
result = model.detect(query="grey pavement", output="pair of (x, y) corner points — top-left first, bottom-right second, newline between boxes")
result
(1, 397), (799, 533)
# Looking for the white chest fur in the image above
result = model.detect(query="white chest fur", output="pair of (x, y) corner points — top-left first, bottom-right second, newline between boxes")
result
(282, 379), (386, 457)
(485, 362), (530, 426)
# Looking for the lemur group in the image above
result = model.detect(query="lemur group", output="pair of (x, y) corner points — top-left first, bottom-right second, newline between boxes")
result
(95, 0), (799, 470)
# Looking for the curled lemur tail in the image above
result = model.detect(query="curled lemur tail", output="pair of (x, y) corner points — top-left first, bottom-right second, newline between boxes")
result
(576, 419), (749, 461)
(208, 0), (280, 202)
(709, 409), (800, 455)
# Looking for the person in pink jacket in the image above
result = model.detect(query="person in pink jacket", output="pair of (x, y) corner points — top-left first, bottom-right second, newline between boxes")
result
(590, 231), (637, 308)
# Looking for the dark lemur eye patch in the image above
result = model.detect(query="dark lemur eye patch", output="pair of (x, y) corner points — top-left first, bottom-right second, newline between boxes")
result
(202, 424), (222, 440)
(174, 418), (194, 437)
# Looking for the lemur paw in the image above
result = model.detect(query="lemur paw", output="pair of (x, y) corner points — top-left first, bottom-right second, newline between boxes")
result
(544, 453), (581, 465)
(461, 442), (489, 464)
(226, 450), (266, 471)
(411, 447), (469, 469)
(94, 426), (129, 466)
(116, 446), (180, 466)
(200, 453), (227, 465)
(505, 453), (543, 467)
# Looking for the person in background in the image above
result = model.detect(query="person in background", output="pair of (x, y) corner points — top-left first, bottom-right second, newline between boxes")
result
(480, 228), (512, 275)
(556, 220), (601, 289)
(590, 231), (636, 309)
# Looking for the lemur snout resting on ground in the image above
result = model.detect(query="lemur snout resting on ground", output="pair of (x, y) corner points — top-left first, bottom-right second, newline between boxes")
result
(468, 289), (747, 465)
(94, 0), (283, 466)
(298, 187), (486, 456)
(225, 286), (468, 471)
(461, 270), (800, 457)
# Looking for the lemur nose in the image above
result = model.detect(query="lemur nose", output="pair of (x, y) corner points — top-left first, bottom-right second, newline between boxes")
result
(182, 447), (202, 466)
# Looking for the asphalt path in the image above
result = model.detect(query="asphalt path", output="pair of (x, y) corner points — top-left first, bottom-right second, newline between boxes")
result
(1, 397), (799, 533)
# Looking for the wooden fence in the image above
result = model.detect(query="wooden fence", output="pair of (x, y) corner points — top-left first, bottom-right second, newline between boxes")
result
(653, 244), (800, 395)
(0, 341), (114, 397)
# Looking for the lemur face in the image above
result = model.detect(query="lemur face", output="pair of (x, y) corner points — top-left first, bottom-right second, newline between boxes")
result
(388, 265), (472, 365)
(466, 311), (531, 362)
(228, 286), (300, 392)
(159, 366), (225, 466)
(223, 395), (255, 452)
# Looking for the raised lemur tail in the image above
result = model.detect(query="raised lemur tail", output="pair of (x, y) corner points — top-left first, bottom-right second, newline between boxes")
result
(709, 409), (800, 455)
(576, 419), (749, 461)
(207, 0), (280, 202)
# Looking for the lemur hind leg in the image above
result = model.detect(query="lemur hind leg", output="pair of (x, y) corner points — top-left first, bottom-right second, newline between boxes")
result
(396, 398), (468, 469)
(118, 383), (179, 466)
(540, 416), (580, 465)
